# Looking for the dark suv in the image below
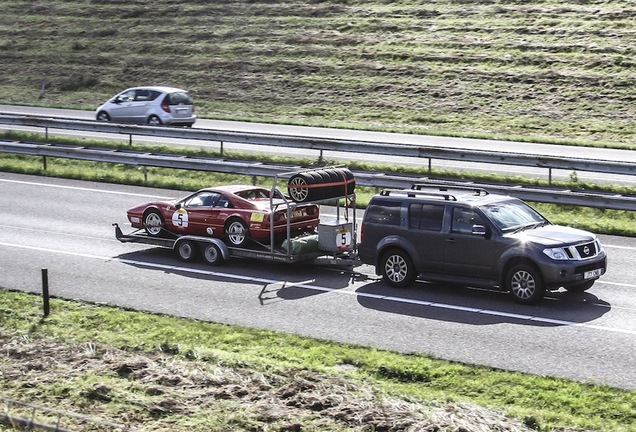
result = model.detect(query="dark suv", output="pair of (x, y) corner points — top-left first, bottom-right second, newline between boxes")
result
(358, 185), (607, 304)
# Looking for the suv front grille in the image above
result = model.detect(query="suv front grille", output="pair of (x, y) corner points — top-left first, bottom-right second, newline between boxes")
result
(566, 241), (599, 260)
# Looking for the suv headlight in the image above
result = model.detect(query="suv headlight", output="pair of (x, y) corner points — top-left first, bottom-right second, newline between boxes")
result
(543, 247), (569, 260)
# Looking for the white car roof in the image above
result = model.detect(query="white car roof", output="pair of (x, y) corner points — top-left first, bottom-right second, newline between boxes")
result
(123, 86), (189, 94)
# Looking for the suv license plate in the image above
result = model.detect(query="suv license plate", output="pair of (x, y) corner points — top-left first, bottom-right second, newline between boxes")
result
(584, 268), (602, 279)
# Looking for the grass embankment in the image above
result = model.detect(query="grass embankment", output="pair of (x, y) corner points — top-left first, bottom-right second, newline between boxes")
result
(2, 1), (636, 146)
(2, 290), (635, 432)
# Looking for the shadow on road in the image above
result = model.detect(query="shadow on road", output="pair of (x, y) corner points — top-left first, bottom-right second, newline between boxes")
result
(114, 248), (610, 326)
(355, 279), (610, 327)
(114, 248), (369, 305)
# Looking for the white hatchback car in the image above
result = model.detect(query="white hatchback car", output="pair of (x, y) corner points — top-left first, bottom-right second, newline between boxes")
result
(95, 86), (196, 127)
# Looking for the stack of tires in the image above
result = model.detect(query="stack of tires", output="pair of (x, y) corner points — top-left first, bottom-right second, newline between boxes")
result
(287, 168), (355, 203)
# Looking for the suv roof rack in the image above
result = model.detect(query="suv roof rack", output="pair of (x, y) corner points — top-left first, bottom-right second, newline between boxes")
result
(411, 183), (489, 196)
(379, 189), (458, 201)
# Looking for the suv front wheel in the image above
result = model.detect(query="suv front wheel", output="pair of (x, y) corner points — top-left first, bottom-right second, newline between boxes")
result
(380, 249), (416, 288)
(506, 264), (545, 304)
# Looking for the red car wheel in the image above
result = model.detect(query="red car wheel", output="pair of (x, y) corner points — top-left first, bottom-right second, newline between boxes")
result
(225, 218), (249, 247)
(144, 209), (165, 237)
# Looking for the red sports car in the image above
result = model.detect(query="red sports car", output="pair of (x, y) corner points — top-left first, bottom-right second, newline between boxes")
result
(126, 185), (320, 247)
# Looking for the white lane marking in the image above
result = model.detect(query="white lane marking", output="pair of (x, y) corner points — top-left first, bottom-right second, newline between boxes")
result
(598, 280), (636, 289)
(1, 241), (636, 336)
(0, 178), (173, 199)
(603, 244), (636, 250)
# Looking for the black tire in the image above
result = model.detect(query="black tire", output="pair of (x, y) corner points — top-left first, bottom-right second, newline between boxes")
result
(175, 240), (197, 262)
(506, 264), (545, 304)
(147, 115), (162, 126)
(202, 243), (223, 265)
(143, 209), (165, 237)
(380, 249), (416, 288)
(96, 111), (111, 122)
(288, 173), (312, 202)
(565, 280), (595, 293)
(318, 169), (339, 199)
(225, 218), (249, 247)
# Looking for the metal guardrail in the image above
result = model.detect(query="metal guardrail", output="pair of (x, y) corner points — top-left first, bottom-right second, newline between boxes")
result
(2, 113), (636, 178)
(2, 140), (636, 211)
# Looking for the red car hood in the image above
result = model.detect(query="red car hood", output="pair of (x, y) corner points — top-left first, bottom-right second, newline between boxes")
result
(127, 199), (177, 213)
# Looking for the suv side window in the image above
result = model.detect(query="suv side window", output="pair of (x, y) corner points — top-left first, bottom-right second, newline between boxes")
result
(409, 203), (444, 231)
(451, 207), (484, 234)
(364, 201), (401, 226)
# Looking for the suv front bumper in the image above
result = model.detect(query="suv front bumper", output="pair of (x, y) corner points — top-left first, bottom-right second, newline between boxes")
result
(538, 254), (607, 290)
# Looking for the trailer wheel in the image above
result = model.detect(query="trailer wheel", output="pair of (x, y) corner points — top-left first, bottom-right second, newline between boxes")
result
(202, 243), (223, 265)
(226, 218), (249, 247)
(176, 240), (197, 262)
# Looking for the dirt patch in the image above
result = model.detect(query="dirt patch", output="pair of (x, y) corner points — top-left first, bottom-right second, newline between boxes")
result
(0, 332), (536, 431)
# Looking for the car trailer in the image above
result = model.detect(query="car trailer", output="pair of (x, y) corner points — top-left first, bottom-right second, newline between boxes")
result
(114, 167), (359, 267)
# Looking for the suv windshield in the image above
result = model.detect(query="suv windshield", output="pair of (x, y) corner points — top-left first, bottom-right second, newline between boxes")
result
(479, 200), (547, 232)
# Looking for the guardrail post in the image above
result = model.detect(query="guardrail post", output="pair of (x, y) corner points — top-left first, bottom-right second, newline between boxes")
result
(129, 134), (132, 146)
(42, 156), (47, 171)
(143, 166), (148, 182)
(428, 158), (432, 174)
(548, 168), (552, 185)
(220, 141), (224, 156)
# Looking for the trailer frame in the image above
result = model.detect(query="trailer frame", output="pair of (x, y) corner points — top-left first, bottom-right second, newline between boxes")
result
(114, 167), (359, 267)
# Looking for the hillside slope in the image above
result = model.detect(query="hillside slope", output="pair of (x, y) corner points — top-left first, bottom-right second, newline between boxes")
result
(1, 1), (636, 140)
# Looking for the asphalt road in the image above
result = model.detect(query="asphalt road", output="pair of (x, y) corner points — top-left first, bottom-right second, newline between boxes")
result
(1, 173), (635, 389)
(2, 104), (636, 186)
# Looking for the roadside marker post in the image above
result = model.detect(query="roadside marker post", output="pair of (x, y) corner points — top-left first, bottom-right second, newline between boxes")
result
(41, 268), (50, 317)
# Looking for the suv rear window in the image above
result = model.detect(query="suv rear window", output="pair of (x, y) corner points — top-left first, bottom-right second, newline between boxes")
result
(364, 201), (401, 226)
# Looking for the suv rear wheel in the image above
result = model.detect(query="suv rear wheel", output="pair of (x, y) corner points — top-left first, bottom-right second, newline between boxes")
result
(507, 264), (545, 304)
(380, 249), (416, 288)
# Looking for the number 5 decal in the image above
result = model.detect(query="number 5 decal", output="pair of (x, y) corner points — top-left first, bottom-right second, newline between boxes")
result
(337, 227), (352, 251)
(172, 208), (189, 228)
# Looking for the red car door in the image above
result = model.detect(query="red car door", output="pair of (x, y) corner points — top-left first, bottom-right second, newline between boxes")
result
(173, 191), (222, 236)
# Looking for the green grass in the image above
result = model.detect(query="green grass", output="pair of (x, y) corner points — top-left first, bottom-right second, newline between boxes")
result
(3, 1), (636, 146)
(2, 289), (635, 432)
